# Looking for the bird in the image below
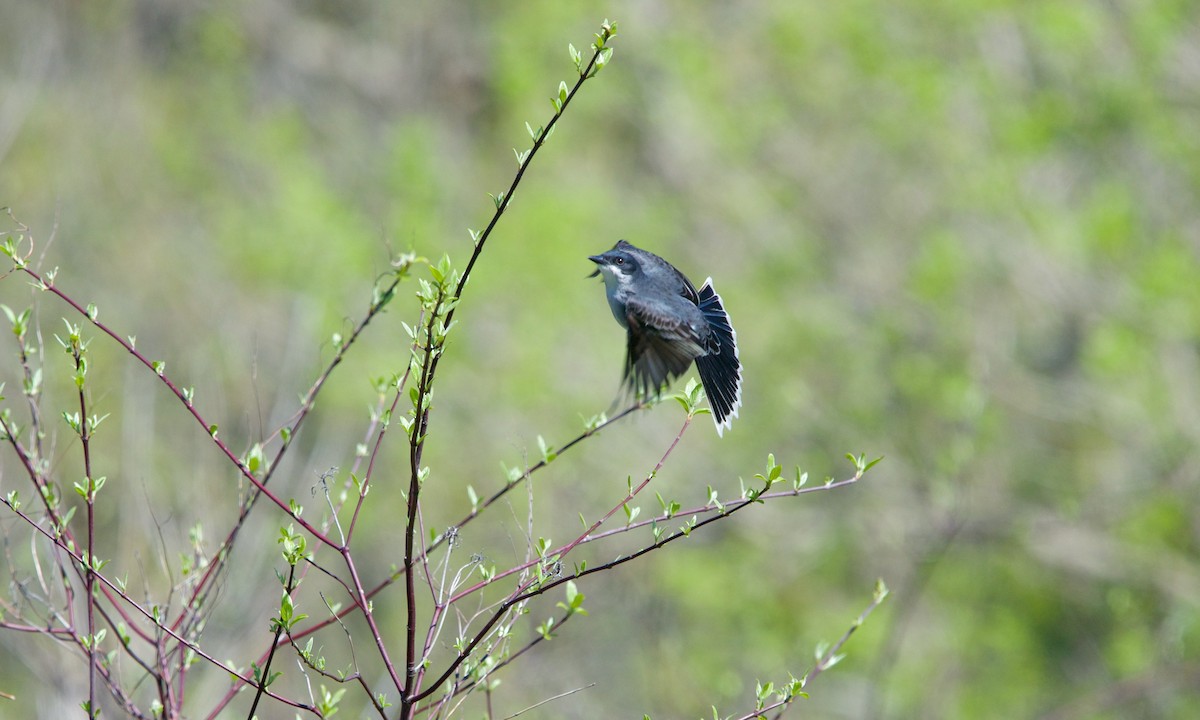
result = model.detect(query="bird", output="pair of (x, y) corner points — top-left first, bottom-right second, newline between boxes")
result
(588, 240), (742, 435)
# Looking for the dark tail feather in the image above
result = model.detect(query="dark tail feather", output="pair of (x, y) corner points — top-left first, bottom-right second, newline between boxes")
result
(694, 278), (742, 436)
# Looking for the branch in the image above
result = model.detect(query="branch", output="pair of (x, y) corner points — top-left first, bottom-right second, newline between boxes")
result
(732, 581), (890, 720)
(397, 22), (618, 718)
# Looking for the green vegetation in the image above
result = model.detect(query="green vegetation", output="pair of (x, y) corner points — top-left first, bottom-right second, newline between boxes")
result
(0, 2), (1197, 718)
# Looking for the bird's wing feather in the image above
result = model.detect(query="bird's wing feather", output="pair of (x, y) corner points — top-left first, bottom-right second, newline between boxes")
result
(673, 270), (701, 305)
(694, 278), (742, 434)
(622, 295), (704, 398)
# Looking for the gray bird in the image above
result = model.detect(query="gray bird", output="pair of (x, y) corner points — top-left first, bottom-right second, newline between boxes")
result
(588, 240), (742, 435)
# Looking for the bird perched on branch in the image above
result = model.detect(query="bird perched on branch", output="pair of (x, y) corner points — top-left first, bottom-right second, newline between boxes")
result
(588, 240), (742, 435)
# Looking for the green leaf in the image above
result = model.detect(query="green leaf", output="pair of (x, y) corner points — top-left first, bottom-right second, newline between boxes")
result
(874, 578), (890, 602)
(845, 452), (883, 474)
(706, 485), (724, 512)
(245, 443), (264, 474)
(556, 580), (590, 617)
(680, 516), (697, 537)
(814, 640), (830, 661)
(595, 46), (613, 73)
(655, 491), (681, 518)
(537, 435), (557, 463)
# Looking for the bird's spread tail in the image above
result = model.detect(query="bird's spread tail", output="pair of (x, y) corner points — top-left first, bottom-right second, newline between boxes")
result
(694, 278), (742, 435)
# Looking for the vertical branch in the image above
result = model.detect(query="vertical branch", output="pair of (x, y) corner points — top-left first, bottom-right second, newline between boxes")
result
(444, 20), (617, 337)
(4, 303), (48, 465)
(402, 286), (447, 714)
(62, 319), (100, 718)
(394, 28), (618, 717)
(345, 306), (426, 542)
(0, 300), (80, 569)
(246, 564), (297, 720)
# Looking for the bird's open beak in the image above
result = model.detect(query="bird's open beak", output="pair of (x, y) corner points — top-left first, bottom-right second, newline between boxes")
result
(587, 255), (604, 278)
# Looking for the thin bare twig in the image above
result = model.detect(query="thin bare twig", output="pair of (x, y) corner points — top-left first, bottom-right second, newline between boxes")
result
(502, 683), (595, 719)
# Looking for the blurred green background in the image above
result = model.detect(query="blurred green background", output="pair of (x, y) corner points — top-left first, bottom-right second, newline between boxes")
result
(2, 0), (1199, 718)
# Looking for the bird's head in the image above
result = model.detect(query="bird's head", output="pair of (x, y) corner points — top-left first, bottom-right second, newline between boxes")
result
(588, 240), (644, 289)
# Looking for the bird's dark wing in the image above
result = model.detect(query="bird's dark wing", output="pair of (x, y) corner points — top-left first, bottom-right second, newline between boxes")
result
(672, 268), (701, 305)
(622, 295), (706, 399)
(693, 278), (742, 434)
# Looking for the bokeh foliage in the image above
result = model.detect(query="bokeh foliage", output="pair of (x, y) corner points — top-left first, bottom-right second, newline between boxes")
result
(1, 0), (1198, 718)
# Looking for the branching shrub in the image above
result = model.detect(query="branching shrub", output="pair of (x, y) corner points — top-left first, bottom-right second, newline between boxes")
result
(0, 20), (883, 720)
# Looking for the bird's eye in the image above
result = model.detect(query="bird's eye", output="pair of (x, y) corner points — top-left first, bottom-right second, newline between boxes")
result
(615, 257), (624, 265)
